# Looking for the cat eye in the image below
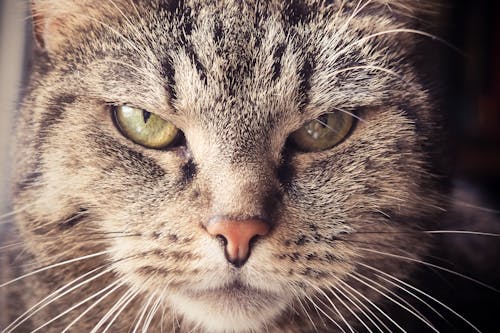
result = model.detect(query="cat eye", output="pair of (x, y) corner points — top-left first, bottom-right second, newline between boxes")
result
(290, 111), (354, 152)
(113, 105), (180, 149)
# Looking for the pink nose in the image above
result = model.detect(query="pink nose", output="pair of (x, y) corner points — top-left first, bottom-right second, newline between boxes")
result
(206, 218), (270, 267)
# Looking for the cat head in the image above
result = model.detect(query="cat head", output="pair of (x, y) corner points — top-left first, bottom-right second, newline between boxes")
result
(16, 0), (447, 331)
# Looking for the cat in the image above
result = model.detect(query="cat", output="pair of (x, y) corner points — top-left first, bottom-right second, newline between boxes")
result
(1, 0), (498, 332)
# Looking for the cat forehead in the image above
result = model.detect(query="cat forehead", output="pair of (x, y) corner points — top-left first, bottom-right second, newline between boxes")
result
(38, 0), (429, 132)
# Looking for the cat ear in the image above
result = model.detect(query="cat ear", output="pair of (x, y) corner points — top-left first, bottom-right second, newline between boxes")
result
(30, 0), (87, 52)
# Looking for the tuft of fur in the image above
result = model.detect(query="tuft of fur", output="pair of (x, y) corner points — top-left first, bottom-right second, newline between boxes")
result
(2, 1), (457, 332)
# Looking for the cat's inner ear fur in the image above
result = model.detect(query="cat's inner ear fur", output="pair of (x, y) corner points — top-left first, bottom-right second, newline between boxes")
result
(31, 0), (89, 52)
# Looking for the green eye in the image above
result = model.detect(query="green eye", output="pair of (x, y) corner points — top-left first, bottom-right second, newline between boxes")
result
(113, 105), (180, 149)
(290, 112), (354, 152)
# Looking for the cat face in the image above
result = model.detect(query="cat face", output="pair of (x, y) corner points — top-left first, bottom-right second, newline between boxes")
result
(13, 1), (445, 331)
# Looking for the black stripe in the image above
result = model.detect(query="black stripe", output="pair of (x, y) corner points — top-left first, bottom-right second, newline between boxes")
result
(213, 18), (224, 45)
(282, 0), (317, 26)
(298, 55), (315, 107)
(162, 56), (177, 100)
(271, 44), (287, 82)
(159, 0), (185, 14)
(180, 159), (197, 185)
(19, 94), (77, 196)
(58, 208), (88, 230)
(38, 94), (77, 138)
(16, 172), (43, 194)
(184, 44), (207, 84)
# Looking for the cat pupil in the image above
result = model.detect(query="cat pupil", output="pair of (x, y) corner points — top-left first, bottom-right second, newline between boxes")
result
(142, 110), (152, 124)
(318, 114), (329, 126)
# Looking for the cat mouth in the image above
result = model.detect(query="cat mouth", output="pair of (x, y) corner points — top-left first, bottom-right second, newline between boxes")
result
(184, 279), (276, 300)
(168, 279), (289, 332)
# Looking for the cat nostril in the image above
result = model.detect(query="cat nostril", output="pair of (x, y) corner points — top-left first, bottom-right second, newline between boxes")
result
(216, 234), (228, 246)
(206, 218), (270, 267)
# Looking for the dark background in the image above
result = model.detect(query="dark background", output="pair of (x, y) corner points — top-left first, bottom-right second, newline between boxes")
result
(446, 0), (500, 198)
(417, 2), (500, 332)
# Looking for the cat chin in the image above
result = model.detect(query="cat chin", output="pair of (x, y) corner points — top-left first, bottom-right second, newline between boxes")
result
(166, 287), (289, 332)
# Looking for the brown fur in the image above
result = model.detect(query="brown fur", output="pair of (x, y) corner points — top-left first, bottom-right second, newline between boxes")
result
(2, 1), (458, 332)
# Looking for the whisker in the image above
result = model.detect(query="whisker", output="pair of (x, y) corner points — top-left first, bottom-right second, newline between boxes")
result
(332, 28), (462, 65)
(131, 292), (156, 333)
(0, 242), (24, 252)
(0, 250), (112, 288)
(314, 118), (342, 135)
(359, 262), (482, 333)
(306, 293), (346, 333)
(90, 285), (135, 333)
(350, 272), (439, 332)
(106, 0), (150, 50)
(354, 270), (435, 326)
(424, 230), (500, 237)
(288, 286), (319, 333)
(452, 200), (500, 214)
(30, 278), (126, 333)
(338, 278), (407, 332)
(142, 289), (165, 333)
(357, 247), (500, 293)
(102, 288), (141, 333)
(329, 106), (367, 123)
(334, 0), (376, 41)
(330, 65), (403, 80)
(0, 204), (36, 223)
(2, 264), (113, 333)
(328, 285), (374, 332)
(331, 282), (388, 333)
(61, 282), (134, 333)
(309, 284), (353, 333)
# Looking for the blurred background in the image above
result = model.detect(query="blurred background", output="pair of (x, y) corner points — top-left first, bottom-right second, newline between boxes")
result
(0, 0), (28, 217)
(444, 0), (500, 202)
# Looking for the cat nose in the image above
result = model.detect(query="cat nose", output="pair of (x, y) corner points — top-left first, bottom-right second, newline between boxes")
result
(206, 218), (270, 267)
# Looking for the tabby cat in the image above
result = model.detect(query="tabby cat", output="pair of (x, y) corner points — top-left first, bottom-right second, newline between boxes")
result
(1, 0), (497, 332)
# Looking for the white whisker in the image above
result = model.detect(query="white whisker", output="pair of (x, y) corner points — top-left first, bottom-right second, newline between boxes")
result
(329, 106), (367, 123)
(62, 282), (133, 333)
(90, 286), (135, 333)
(2, 265), (113, 333)
(0, 250), (112, 288)
(288, 286), (319, 333)
(338, 279), (407, 332)
(0, 204), (36, 223)
(332, 28), (462, 64)
(425, 230), (500, 237)
(351, 272), (439, 333)
(132, 290), (156, 333)
(360, 262), (482, 333)
(332, 282), (388, 333)
(30, 278), (125, 333)
(306, 293), (346, 333)
(142, 290), (165, 333)
(102, 288), (141, 333)
(330, 65), (402, 80)
(309, 284), (353, 333)
(357, 247), (500, 293)
(328, 285), (374, 332)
